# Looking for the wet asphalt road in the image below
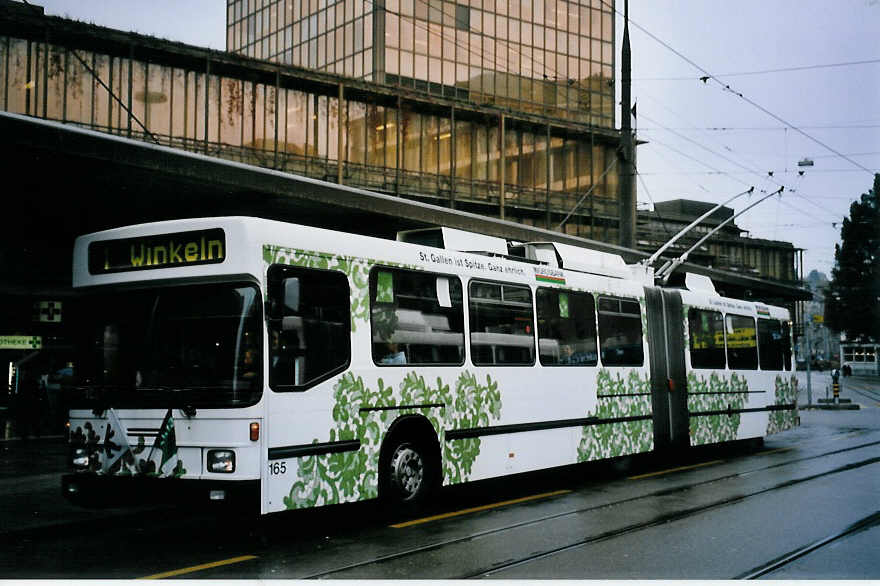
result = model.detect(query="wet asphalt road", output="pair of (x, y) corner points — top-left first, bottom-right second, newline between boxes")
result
(0, 372), (877, 579)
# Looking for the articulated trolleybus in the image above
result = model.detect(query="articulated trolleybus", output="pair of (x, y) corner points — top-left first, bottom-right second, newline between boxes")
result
(64, 216), (798, 514)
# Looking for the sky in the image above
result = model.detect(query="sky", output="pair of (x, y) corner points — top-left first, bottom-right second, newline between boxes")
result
(622, 0), (879, 278)
(31, 0), (880, 277)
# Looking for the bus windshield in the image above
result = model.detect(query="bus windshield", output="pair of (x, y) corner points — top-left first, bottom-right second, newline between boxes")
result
(69, 282), (262, 408)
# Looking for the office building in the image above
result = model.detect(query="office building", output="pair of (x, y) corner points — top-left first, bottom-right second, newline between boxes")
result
(226, 0), (616, 126)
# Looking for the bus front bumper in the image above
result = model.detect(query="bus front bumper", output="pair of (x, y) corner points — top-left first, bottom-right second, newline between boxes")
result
(61, 473), (260, 511)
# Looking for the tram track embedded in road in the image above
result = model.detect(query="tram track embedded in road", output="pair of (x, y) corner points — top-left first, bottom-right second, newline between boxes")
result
(466, 455), (880, 579)
(736, 510), (880, 579)
(845, 384), (880, 403)
(301, 440), (880, 579)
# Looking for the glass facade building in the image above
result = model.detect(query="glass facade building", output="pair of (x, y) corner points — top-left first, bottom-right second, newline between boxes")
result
(227, 0), (616, 127)
(1, 5), (624, 241)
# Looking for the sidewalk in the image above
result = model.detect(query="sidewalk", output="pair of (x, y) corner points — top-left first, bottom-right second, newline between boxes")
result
(795, 372), (879, 410)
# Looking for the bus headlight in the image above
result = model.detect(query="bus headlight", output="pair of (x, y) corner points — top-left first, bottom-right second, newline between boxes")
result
(207, 449), (236, 473)
(72, 447), (90, 469)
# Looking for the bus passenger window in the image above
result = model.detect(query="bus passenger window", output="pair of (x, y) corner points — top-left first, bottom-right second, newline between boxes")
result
(597, 297), (644, 366)
(369, 268), (464, 366)
(688, 308), (725, 369)
(536, 288), (597, 366)
(268, 265), (351, 391)
(469, 281), (534, 366)
(725, 314), (758, 370)
(757, 318), (784, 371)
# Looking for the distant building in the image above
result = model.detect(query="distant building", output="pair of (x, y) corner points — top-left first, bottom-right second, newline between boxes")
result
(801, 270), (838, 366)
(637, 199), (800, 284)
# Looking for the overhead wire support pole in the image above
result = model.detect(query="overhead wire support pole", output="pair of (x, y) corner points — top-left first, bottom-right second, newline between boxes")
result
(657, 186), (785, 284)
(642, 186), (754, 268)
(618, 0), (635, 248)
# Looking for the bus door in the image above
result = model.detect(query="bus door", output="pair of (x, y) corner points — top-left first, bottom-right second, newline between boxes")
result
(644, 287), (689, 452)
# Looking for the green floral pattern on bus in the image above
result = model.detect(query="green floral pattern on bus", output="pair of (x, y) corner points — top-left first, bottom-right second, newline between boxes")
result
(687, 371), (749, 446)
(282, 370), (502, 510)
(766, 374), (799, 435)
(442, 371), (502, 484)
(577, 369), (653, 462)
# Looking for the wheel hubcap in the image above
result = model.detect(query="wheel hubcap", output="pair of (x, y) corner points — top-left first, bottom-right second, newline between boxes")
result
(389, 444), (424, 500)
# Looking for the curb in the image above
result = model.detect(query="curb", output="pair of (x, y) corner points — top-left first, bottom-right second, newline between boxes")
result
(801, 403), (861, 411)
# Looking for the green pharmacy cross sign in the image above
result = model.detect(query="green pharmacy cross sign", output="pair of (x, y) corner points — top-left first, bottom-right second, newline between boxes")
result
(0, 336), (43, 350)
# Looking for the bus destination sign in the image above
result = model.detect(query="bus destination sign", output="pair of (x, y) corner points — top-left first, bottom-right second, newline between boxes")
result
(88, 228), (226, 274)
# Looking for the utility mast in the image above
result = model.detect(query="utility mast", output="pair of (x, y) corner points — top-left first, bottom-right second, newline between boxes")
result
(618, 0), (636, 249)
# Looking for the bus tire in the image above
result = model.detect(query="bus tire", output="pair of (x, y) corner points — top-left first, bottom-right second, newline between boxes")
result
(381, 436), (437, 511)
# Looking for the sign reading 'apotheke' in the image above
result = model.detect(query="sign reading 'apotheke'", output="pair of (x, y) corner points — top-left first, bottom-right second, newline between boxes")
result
(0, 336), (42, 350)
(88, 228), (226, 274)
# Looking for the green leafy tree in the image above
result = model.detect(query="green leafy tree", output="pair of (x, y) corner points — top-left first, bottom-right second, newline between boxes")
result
(825, 174), (880, 341)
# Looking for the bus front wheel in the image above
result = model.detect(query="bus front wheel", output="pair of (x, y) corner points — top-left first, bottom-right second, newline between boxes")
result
(382, 438), (437, 510)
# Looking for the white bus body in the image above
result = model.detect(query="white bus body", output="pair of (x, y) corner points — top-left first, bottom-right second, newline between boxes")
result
(64, 216), (798, 514)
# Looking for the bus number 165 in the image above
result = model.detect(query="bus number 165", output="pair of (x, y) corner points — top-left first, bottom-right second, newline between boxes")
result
(269, 462), (287, 475)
